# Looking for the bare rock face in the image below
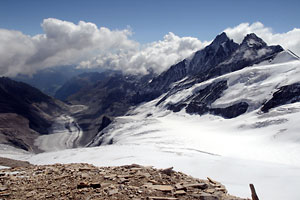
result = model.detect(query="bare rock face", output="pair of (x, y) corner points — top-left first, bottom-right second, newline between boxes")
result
(261, 82), (300, 112)
(0, 77), (69, 152)
(0, 163), (249, 200)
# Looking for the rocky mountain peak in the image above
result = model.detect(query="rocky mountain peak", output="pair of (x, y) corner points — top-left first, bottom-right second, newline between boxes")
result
(210, 32), (230, 48)
(241, 33), (267, 48)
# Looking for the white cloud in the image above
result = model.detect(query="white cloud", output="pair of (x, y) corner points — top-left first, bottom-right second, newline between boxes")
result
(79, 32), (208, 74)
(224, 22), (300, 56)
(0, 18), (207, 76)
(0, 18), (137, 76)
(0, 19), (299, 77)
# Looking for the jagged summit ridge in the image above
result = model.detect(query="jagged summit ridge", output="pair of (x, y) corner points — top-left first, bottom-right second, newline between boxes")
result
(147, 32), (283, 97)
(210, 32), (231, 48)
(187, 32), (239, 75)
(241, 33), (267, 48)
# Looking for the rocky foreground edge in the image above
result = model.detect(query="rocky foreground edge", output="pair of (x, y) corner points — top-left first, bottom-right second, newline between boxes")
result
(0, 157), (252, 200)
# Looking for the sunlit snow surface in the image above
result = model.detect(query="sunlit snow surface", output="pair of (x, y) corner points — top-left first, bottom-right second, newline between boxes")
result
(1, 52), (300, 200)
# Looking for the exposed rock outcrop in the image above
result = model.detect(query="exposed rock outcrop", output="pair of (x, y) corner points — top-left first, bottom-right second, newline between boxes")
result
(0, 163), (248, 200)
(262, 82), (300, 112)
(0, 77), (68, 152)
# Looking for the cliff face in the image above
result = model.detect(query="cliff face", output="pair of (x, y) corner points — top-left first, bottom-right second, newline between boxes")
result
(0, 162), (248, 200)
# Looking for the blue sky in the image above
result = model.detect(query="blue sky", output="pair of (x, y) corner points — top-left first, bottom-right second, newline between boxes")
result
(0, 0), (299, 43)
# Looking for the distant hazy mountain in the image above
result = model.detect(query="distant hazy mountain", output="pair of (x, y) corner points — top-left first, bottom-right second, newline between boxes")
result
(13, 66), (104, 96)
(54, 71), (114, 101)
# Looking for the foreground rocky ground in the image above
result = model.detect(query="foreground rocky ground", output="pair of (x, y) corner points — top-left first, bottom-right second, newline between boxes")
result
(0, 160), (250, 200)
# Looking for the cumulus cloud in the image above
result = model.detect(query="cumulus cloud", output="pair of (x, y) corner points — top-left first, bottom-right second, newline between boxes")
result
(0, 18), (206, 76)
(78, 32), (208, 74)
(0, 18), (137, 76)
(224, 22), (300, 56)
(0, 19), (299, 77)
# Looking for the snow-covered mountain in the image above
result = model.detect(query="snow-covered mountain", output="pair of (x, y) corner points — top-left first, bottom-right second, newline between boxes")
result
(1, 32), (300, 200)
(90, 47), (300, 161)
(144, 33), (283, 96)
(90, 32), (300, 145)
(76, 33), (299, 200)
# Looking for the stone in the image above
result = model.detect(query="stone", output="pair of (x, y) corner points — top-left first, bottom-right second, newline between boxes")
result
(174, 190), (186, 195)
(207, 177), (218, 184)
(161, 167), (174, 176)
(147, 197), (178, 200)
(80, 172), (90, 179)
(175, 183), (185, 190)
(117, 174), (132, 178)
(77, 182), (90, 189)
(149, 179), (159, 184)
(184, 183), (208, 190)
(118, 177), (129, 184)
(205, 189), (215, 194)
(0, 186), (7, 191)
(100, 183), (111, 188)
(90, 183), (101, 189)
(26, 191), (36, 198)
(78, 167), (94, 171)
(199, 193), (219, 200)
(0, 192), (10, 197)
(54, 175), (68, 180)
(150, 185), (173, 192)
(216, 187), (227, 192)
(104, 175), (116, 180)
(108, 189), (119, 196)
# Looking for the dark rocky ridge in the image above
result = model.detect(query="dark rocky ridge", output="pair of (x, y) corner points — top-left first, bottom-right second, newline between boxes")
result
(0, 77), (66, 134)
(262, 82), (300, 112)
(166, 80), (249, 119)
(0, 77), (68, 151)
(0, 113), (39, 151)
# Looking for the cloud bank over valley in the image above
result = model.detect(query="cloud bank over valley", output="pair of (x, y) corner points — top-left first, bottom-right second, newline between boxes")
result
(0, 19), (299, 76)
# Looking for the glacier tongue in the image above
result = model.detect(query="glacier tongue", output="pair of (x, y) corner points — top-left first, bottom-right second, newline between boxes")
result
(34, 114), (83, 152)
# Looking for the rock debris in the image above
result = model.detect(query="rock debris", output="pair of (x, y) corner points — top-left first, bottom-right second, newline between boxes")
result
(0, 163), (249, 200)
